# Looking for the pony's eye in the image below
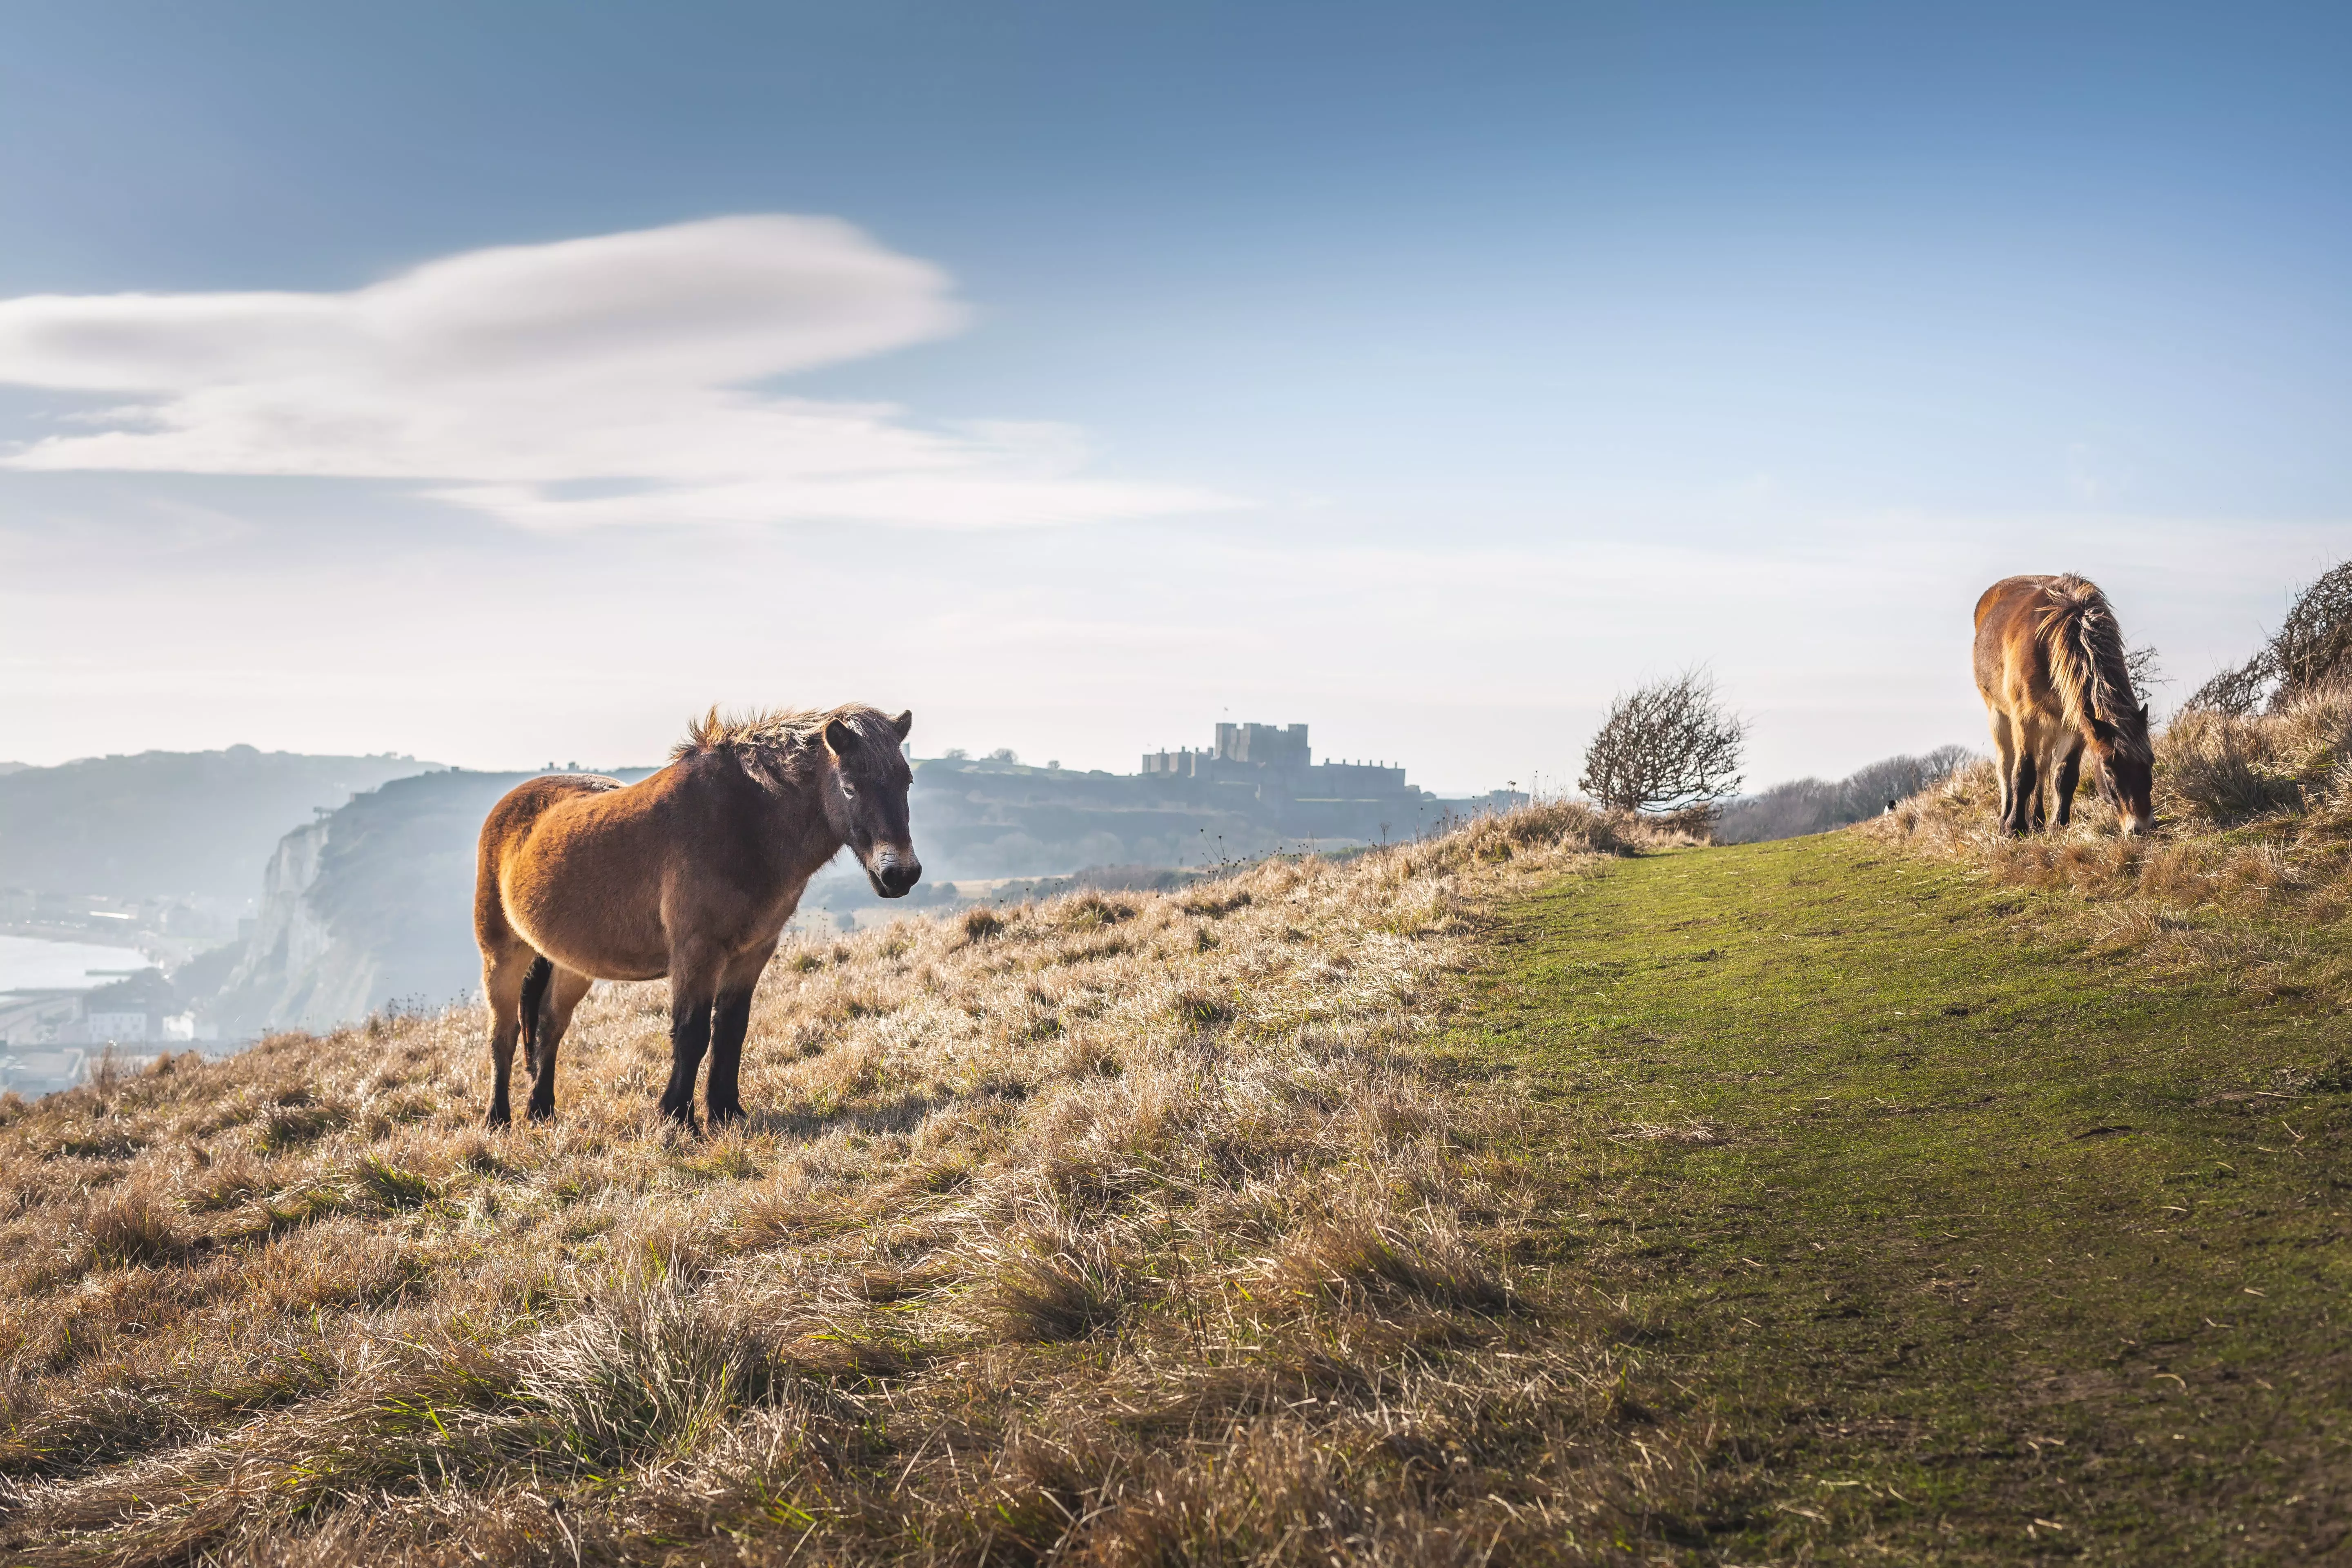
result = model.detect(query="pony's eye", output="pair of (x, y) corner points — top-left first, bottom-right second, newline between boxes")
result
(840, 779), (857, 797)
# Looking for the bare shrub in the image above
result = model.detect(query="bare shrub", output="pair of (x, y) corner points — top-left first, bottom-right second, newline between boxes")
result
(1579, 666), (1746, 813)
(2187, 557), (2352, 714)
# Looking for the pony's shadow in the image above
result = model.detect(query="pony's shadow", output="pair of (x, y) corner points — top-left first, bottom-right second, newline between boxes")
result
(737, 1089), (954, 1144)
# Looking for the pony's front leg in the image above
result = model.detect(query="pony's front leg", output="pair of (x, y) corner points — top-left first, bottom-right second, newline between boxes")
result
(657, 948), (724, 1127)
(657, 990), (715, 1125)
(704, 944), (776, 1126)
(706, 989), (754, 1126)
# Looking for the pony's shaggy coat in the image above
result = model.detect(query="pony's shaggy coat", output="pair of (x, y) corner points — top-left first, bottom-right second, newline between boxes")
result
(474, 703), (918, 1128)
(1973, 574), (2154, 835)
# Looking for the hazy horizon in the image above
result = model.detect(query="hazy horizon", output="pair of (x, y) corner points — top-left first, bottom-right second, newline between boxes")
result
(3, 4), (2345, 797)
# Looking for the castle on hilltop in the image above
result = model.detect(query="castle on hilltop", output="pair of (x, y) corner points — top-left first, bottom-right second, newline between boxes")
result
(1140, 721), (1408, 797)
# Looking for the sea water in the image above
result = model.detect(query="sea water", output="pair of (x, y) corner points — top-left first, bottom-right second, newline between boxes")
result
(0, 932), (154, 993)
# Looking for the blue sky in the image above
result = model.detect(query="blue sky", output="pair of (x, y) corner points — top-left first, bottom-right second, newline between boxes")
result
(0, 2), (2345, 792)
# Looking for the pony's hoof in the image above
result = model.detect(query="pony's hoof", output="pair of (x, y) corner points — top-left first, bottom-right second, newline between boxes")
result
(708, 1102), (745, 1127)
(526, 1100), (556, 1124)
(486, 1105), (512, 1130)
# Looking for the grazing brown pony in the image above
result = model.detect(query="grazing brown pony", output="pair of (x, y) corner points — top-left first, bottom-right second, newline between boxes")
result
(474, 704), (919, 1128)
(1973, 575), (2153, 837)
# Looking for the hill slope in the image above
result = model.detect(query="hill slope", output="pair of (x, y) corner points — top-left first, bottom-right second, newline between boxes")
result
(0, 806), (1673, 1566)
(1461, 833), (2352, 1561)
(3, 800), (2347, 1563)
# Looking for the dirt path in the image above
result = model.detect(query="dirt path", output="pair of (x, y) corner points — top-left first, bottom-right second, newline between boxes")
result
(1458, 833), (2352, 1563)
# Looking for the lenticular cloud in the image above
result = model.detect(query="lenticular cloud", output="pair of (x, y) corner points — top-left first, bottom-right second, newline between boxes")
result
(0, 216), (1223, 528)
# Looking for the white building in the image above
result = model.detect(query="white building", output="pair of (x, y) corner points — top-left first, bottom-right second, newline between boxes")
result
(83, 1010), (149, 1043)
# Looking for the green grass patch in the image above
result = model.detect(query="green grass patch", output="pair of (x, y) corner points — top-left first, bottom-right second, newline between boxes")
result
(1456, 831), (2352, 1563)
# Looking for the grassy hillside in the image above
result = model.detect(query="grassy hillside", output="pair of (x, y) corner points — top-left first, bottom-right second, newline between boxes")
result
(0, 806), (1689, 1566)
(4, 739), (2348, 1563)
(1458, 833), (2352, 1562)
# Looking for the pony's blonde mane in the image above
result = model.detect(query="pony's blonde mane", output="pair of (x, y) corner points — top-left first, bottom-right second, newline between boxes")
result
(2034, 575), (2151, 762)
(671, 702), (903, 783)
(669, 706), (851, 792)
(673, 705), (829, 761)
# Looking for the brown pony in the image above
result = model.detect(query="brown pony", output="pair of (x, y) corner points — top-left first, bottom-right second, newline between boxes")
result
(473, 704), (919, 1128)
(1973, 575), (2153, 837)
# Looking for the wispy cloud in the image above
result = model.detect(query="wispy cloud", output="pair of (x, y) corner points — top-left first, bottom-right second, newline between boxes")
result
(0, 216), (1230, 528)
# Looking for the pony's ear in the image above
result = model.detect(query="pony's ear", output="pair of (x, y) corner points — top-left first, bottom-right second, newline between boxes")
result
(891, 709), (914, 741)
(2137, 703), (2150, 725)
(824, 718), (857, 757)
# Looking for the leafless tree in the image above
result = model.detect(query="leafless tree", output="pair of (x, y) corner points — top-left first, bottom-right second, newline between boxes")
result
(1579, 667), (1746, 813)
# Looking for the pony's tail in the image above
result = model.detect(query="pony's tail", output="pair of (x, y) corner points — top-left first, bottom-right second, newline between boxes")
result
(519, 955), (554, 1080)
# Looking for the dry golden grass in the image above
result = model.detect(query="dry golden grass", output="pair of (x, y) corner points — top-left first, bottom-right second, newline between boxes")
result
(0, 804), (1707, 1566)
(1872, 684), (2352, 987)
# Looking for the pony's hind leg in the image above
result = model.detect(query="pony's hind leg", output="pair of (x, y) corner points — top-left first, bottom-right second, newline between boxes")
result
(2024, 724), (2060, 831)
(1987, 710), (2018, 828)
(481, 945), (535, 1128)
(523, 965), (593, 1123)
(2007, 748), (2040, 835)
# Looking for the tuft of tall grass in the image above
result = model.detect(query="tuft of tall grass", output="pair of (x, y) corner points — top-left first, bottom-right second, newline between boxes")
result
(516, 1277), (774, 1469)
(1278, 1217), (1515, 1313)
(2163, 708), (2307, 822)
(85, 1187), (187, 1268)
(989, 1236), (1130, 1342)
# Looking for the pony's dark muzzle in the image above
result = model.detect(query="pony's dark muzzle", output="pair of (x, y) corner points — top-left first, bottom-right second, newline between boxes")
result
(870, 854), (922, 898)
